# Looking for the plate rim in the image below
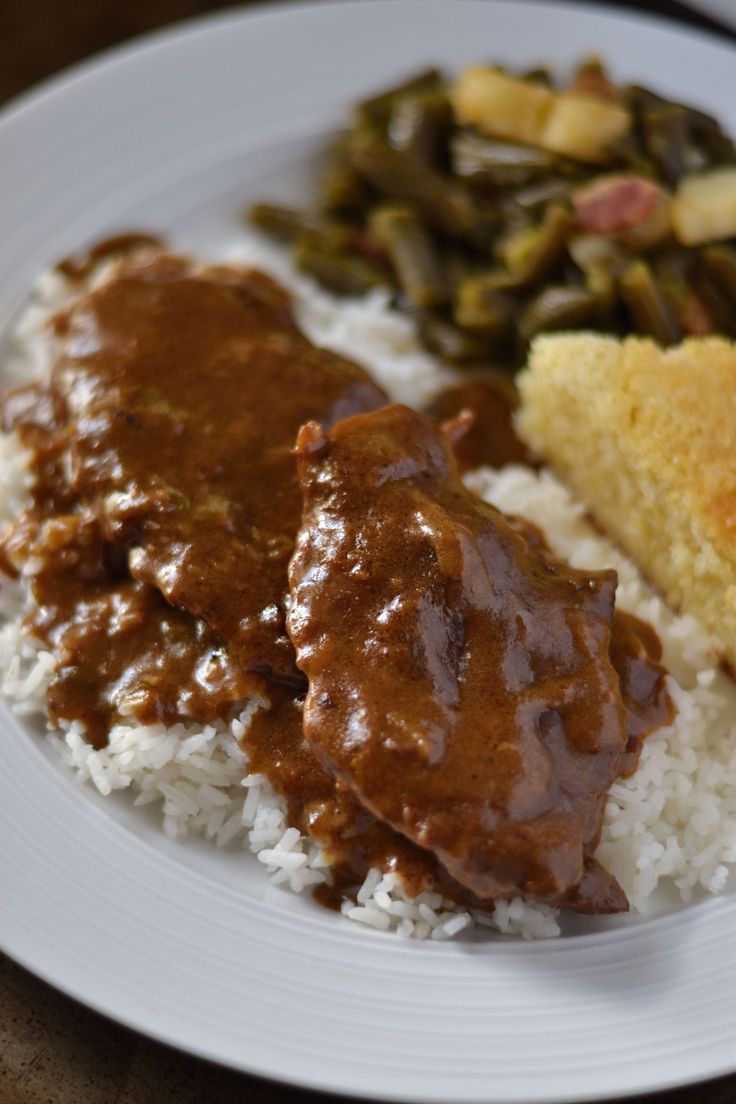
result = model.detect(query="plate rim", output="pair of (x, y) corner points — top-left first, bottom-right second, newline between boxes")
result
(3, 2), (736, 1101)
(3, 0), (735, 128)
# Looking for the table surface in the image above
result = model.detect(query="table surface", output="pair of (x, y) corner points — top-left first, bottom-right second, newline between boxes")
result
(2, 2), (736, 1102)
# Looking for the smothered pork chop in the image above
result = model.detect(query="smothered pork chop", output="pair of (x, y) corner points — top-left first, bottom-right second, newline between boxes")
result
(0, 255), (387, 742)
(288, 404), (672, 913)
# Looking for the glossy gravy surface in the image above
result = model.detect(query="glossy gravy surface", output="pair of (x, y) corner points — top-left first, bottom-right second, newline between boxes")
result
(425, 377), (535, 472)
(0, 254), (673, 915)
(286, 405), (673, 910)
(1, 257), (386, 741)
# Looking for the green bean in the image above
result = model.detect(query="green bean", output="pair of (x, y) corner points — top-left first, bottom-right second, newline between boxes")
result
(249, 205), (357, 251)
(500, 203), (574, 286)
(453, 275), (513, 338)
(357, 68), (443, 125)
(466, 203), (503, 252)
(250, 58), (736, 371)
(619, 260), (682, 344)
(451, 131), (556, 189)
(518, 286), (600, 347)
(642, 105), (704, 184)
(417, 312), (490, 363)
(370, 205), (448, 308)
(387, 91), (452, 166)
(700, 245), (736, 304)
(625, 86), (682, 174)
(452, 267), (519, 295)
(248, 204), (322, 243)
(692, 271), (736, 335)
(349, 131), (477, 238)
(320, 154), (372, 213)
(573, 56), (609, 84)
(652, 245), (696, 284)
(606, 133), (655, 178)
(439, 248), (479, 295)
(585, 265), (617, 312)
(628, 84), (735, 168)
(568, 232), (625, 277)
(293, 239), (386, 297)
(696, 123), (735, 165)
(630, 84), (725, 144)
(296, 222), (358, 255)
(680, 105), (735, 163)
(508, 178), (572, 212)
(626, 84), (671, 115)
(522, 66), (552, 86)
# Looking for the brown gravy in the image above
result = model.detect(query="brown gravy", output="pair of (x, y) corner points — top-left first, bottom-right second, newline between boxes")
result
(425, 377), (536, 471)
(1, 256), (386, 743)
(0, 252), (674, 917)
(56, 234), (166, 280)
(285, 405), (674, 911)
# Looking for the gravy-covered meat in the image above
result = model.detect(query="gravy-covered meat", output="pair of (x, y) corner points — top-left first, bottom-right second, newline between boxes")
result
(288, 404), (671, 909)
(49, 259), (386, 684)
(1, 256), (387, 741)
(1, 247), (676, 923)
(611, 609), (674, 777)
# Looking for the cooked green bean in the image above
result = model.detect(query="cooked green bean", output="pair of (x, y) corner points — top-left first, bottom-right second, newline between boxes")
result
(605, 133), (654, 178)
(439, 247), (479, 295)
(700, 245), (736, 304)
(349, 131), (477, 238)
(518, 286), (600, 346)
(451, 132), (556, 189)
(417, 312), (490, 363)
(652, 245), (695, 284)
(523, 67), (552, 86)
(293, 239), (386, 297)
(629, 84), (735, 170)
(357, 68), (443, 124)
(585, 265), (617, 313)
(692, 272), (736, 335)
(681, 105), (735, 164)
(631, 83), (728, 151)
(500, 203), (574, 286)
(387, 91), (452, 166)
(248, 204), (321, 242)
(626, 83), (672, 116)
(572, 56), (608, 85)
(320, 155), (371, 213)
(619, 260), (682, 344)
(370, 204), (448, 308)
(298, 222), (358, 256)
(508, 178), (572, 212)
(643, 105), (704, 184)
(454, 275), (513, 338)
(248, 56), (736, 369)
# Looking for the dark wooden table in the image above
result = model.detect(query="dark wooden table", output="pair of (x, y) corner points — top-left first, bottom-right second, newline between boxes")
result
(2, 2), (736, 1102)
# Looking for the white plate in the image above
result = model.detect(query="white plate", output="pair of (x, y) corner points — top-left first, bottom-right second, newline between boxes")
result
(2, 3), (736, 1101)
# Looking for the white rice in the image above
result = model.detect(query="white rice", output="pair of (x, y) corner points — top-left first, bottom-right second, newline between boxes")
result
(1, 240), (734, 940)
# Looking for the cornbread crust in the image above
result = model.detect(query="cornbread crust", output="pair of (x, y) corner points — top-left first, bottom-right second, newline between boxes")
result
(517, 333), (736, 667)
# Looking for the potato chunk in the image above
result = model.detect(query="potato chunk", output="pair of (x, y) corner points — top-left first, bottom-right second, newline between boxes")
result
(451, 67), (630, 164)
(542, 93), (631, 163)
(672, 167), (736, 246)
(451, 67), (552, 149)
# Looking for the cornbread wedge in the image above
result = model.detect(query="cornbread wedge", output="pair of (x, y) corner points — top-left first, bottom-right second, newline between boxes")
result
(517, 334), (736, 666)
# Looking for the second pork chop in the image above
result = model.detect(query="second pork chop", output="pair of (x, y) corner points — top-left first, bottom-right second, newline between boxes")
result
(288, 404), (668, 909)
